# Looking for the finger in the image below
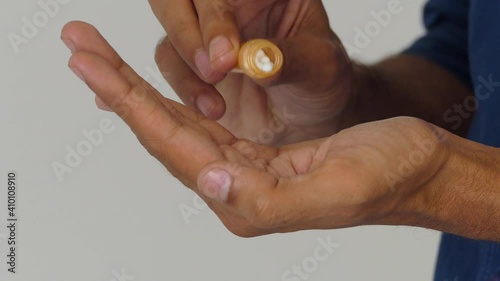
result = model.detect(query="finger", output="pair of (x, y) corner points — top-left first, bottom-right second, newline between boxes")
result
(62, 23), (239, 225)
(155, 36), (226, 120)
(62, 21), (122, 68)
(68, 51), (176, 147)
(197, 160), (318, 231)
(61, 21), (153, 103)
(62, 21), (232, 140)
(61, 21), (156, 89)
(168, 99), (235, 145)
(230, 139), (279, 164)
(148, 0), (222, 83)
(70, 51), (232, 181)
(62, 28), (251, 235)
(192, 0), (240, 73)
(95, 96), (112, 111)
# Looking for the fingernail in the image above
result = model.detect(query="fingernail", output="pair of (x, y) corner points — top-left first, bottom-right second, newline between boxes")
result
(69, 65), (85, 83)
(209, 36), (234, 62)
(195, 95), (216, 118)
(95, 96), (112, 112)
(200, 169), (232, 202)
(194, 49), (214, 80)
(62, 38), (76, 53)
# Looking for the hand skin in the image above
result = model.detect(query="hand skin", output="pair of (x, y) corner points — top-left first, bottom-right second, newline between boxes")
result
(148, 0), (473, 144)
(150, 0), (353, 145)
(61, 22), (500, 241)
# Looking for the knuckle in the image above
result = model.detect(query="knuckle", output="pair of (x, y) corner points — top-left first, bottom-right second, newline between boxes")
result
(167, 21), (198, 47)
(138, 120), (182, 165)
(116, 85), (149, 118)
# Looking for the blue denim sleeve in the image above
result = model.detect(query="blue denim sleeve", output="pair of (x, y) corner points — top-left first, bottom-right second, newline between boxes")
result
(404, 0), (472, 88)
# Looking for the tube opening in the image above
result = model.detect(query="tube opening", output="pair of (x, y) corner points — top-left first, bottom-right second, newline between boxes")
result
(238, 39), (283, 79)
(255, 47), (276, 73)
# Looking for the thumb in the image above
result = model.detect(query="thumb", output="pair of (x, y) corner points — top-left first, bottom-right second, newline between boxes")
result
(197, 162), (276, 204)
(196, 161), (310, 229)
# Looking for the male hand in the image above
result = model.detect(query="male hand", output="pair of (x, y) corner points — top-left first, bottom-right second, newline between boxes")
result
(61, 22), (451, 237)
(149, 0), (354, 145)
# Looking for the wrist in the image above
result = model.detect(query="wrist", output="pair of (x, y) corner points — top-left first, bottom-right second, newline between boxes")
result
(409, 131), (500, 240)
(375, 121), (452, 228)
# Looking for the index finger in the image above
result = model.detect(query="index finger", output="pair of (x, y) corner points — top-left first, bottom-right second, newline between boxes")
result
(148, 0), (218, 83)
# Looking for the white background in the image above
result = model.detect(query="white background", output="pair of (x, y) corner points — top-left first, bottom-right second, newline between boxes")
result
(0, 1), (441, 281)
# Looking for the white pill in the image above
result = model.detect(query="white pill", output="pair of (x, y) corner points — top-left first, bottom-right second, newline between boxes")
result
(262, 63), (273, 72)
(256, 50), (265, 59)
(255, 57), (262, 66)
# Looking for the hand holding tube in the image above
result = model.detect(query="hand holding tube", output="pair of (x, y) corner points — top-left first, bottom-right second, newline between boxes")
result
(150, 0), (354, 145)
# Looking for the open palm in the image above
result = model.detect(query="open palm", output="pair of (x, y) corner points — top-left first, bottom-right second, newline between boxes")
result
(62, 22), (448, 237)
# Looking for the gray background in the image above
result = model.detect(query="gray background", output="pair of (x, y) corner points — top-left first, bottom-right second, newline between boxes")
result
(0, 0), (441, 281)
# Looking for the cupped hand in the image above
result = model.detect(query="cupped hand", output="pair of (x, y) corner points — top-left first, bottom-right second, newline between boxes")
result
(62, 22), (449, 237)
(149, 0), (353, 145)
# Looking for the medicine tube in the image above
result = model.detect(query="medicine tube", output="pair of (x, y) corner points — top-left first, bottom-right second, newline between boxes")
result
(237, 39), (284, 80)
